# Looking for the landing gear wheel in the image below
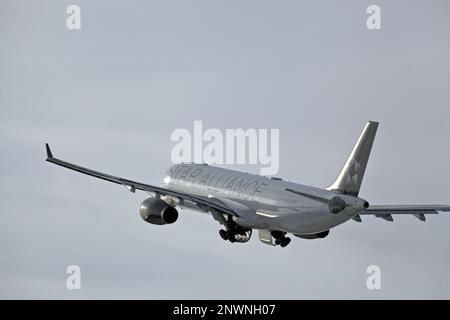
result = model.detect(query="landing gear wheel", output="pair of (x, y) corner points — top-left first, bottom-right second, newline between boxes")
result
(280, 237), (291, 248)
(218, 214), (251, 243)
(219, 229), (228, 241)
(226, 229), (236, 242)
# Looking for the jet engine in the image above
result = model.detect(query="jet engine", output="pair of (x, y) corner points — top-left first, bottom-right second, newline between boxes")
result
(139, 197), (178, 225)
(294, 230), (329, 239)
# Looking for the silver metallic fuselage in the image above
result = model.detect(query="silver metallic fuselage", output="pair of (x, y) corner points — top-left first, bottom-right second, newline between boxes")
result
(161, 163), (367, 235)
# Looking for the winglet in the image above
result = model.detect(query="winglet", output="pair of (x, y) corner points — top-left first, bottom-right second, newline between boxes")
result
(45, 143), (53, 159)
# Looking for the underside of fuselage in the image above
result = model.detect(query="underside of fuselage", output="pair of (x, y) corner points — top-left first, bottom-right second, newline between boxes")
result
(180, 200), (355, 234)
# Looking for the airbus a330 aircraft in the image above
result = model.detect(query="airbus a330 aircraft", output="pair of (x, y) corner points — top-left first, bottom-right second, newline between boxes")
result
(45, 121), (449, 247)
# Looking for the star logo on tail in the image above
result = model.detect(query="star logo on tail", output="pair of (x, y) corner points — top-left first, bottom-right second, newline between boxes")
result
(346, 159), (360, 189)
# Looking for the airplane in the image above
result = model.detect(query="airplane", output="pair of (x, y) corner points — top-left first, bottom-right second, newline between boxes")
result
(45, 121), (450, 247)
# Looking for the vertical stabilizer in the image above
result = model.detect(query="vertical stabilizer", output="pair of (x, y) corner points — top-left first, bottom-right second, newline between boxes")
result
(327, 121), (378, 196)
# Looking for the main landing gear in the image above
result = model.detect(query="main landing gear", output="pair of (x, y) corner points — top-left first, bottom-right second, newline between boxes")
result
(219, 229), (235, 242)
(271, 230), (291, 247)
(219, 215), (251, 243)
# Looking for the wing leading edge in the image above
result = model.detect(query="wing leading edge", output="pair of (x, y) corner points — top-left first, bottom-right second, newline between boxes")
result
(44, 143), (239, 217)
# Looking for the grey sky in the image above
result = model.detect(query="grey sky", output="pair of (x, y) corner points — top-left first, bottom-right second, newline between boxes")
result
(1, 0), (450, 299)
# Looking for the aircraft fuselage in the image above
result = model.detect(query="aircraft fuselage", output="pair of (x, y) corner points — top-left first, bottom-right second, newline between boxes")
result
(160, 163), (367, 235)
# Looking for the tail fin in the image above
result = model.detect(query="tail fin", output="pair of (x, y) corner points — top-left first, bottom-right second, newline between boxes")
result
(327, 121), (378, 196)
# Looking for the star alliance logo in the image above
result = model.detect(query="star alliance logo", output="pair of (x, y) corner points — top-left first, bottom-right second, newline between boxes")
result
(346, 159), (360, 189)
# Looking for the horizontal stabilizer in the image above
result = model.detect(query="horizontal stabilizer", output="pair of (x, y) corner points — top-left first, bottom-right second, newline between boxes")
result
(362, 205), (449, 222)
(285, 188), (334, 204)
(362, 205), (450, 215)
(285, 188), (349, 214)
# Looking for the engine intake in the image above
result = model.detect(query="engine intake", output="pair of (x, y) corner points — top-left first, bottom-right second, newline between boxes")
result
(139, 197), (178, 225)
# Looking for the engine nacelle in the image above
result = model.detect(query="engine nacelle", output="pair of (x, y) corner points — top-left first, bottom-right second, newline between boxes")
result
(294, 230), (329, 240)
(139, 197), (178, 225)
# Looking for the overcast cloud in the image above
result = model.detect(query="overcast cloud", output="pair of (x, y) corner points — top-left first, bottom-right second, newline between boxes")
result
(1, 0), (450, 299)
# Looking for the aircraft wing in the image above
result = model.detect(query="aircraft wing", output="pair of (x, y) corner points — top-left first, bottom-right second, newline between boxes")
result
(359, 205), (450, 222)
(44, 144), (239, 217)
